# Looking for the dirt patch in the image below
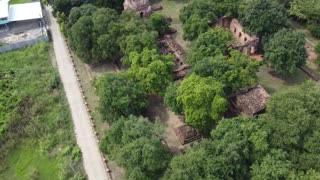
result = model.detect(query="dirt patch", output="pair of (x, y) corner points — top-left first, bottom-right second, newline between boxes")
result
(305, 43), (318, 61)
(146, 95), (187, 155)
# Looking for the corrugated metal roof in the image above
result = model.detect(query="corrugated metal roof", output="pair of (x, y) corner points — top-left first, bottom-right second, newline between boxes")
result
(8, 2), (42, 22)
(0, 0), (9, 19)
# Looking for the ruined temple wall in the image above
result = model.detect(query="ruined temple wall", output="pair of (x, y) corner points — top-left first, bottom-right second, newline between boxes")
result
(229, 19), (256, 45)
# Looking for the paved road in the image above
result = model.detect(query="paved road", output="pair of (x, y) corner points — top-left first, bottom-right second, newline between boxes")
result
(45, 7), (110, 180)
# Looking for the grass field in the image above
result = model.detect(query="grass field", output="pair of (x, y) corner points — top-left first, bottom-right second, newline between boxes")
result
(0, 43), (85, 179)
(257, 65), (310, 94)
(151, 0), (191, 50)
(9, 0), (33, 4)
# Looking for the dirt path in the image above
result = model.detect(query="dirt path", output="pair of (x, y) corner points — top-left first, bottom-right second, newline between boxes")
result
(45, 6), (110, 180)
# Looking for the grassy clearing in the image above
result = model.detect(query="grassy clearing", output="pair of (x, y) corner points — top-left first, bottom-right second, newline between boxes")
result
(151, 0), (191, 50)
(257, 65), (310, 94)
(292, 21), (319, 46)
(0, 43), (85, 179)
(9, 0), (33, 4)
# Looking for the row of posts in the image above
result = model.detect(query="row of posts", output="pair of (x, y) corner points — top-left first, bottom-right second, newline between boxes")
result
(66, 40), (113, 179)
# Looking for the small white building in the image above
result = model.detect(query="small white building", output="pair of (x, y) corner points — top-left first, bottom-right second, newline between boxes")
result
(0, 0), (42, 27)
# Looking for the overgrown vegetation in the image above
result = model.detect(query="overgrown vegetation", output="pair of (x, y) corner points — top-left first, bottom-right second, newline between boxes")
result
(100, 115), (171, 179)
(0, 43), (85, 179)
(264, 29), (307, 74)
(50, 0), (319, 179)
(164, 81), (320, 179)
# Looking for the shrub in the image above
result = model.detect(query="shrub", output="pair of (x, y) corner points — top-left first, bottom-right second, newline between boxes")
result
(307, 23), (320, 38)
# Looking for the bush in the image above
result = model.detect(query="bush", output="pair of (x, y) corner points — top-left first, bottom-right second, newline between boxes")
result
(307, 23), (320, 38)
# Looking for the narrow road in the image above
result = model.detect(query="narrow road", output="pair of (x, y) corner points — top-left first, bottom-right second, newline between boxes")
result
(45, 7), (110, 180)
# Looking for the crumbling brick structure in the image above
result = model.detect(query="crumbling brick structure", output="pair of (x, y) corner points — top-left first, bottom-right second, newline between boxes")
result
(213, 16), (259, 55)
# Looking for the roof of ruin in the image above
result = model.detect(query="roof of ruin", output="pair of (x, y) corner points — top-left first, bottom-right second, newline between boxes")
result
(174, 125), (201, 145)
(231, 85), (270, 116)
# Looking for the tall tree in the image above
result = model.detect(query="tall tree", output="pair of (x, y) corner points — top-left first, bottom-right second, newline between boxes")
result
(289, 0), (320, 22)
(96, 72), (148, 123)
(263, 81), (320, 171)
(179, 0), (218, 41)
(239, 0), (289, 39)
(128, 49), (175, 95)
(164, 83), (183, 115)
(94, 0), (124, 13)
(70, 16), (94, 63)
(150, 13), (170, 36)
(176, 74), (227, 130)
(100, 115), (170, 179)
(191, 50), (260, 93)
(187, 27), (233, 65)
(263, 29), (307, 74)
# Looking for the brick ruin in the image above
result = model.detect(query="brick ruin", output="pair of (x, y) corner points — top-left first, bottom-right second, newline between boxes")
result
(123, 0), (152, 17)
(159, 35), (191, 80)
(213, 16), (260, 55)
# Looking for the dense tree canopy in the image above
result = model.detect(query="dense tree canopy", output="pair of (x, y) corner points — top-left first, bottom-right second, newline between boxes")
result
(187, 27), (233, 65)
(70, 16), (94, 63)
(264, 29), (307, 74)
(289, 0), (320, 22)
(191, 50), (260, 93)
(239, 0), (289, 39)
(150, 13), (170, 36)
(100, 116), (171, 179)
(128, 49), (175, 95)
(96, 72), (148, 123)
(164, 83), (183, 115)
(165, 82), (320, 179)
(94, 0), (124, 13)
(120, 31), (158, 64)
(179, 0), (218, 41)
(176, 74), (227, 130)
(262, 81), (320, 172)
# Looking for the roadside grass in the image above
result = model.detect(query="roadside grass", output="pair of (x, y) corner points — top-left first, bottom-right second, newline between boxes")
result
(0, 143), (59, 180)
(257, 65), (310, 94)
(70, 50), (125, 179)
(0, 43), (85, 179)
(151, 0), (191, 50)
(9, 0), (33, 4)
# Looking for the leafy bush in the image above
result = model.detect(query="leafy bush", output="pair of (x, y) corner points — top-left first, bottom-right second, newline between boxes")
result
(307, 23), (320, 38)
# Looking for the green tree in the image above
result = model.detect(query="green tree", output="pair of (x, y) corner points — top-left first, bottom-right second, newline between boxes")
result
(289, 0), (320, 22)
(116, 137), (171, 179)
(187, 27), (233, 65)
(177, 74), (227, 130)
(179, 0), (218, 41)
(94, 0), (124, 13)
(91, 8), (120, 62)
(100, 115), (169, 179)
(128, 49), (175, 95)
(191, 50), (260, 93)
(67, 4), (97, 29)
(264, 29), (307, 74)
(120, 31), (158, 64)
(150, 13), (170, 35)
(163, 141), (212, 179)
(251, 149), (292, 180)
(96, 72), (148, 123)
(263, 81), (320, 171)
(239, 0), (289, 39)
(164, 83), (183, 114)
(209, 116), (269, 179)
(70, 16), (94, 63)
